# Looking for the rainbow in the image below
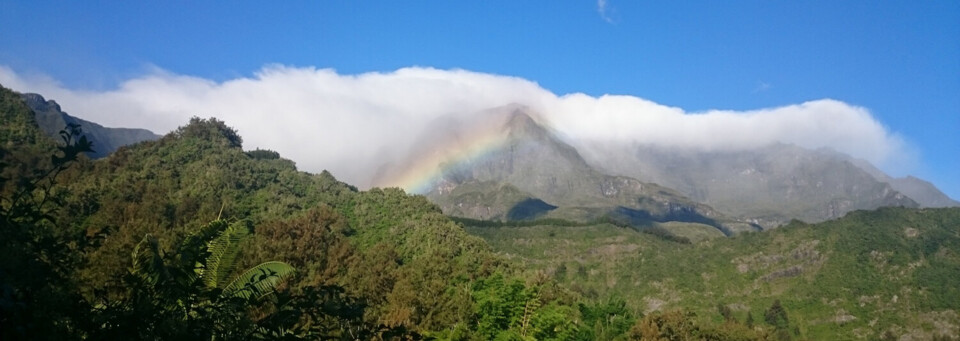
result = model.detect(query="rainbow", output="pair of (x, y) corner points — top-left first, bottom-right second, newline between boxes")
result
(378, 119), (514, 194)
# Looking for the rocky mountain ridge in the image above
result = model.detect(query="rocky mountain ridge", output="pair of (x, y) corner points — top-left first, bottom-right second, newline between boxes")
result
(380, 105), (758, 233)
(21, 92), (160, 158)
(577, 142), (921, 227)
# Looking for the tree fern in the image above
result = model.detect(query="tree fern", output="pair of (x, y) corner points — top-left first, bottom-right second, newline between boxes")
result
(131, 234), (167, 286)
(223, 261), (295, 300)
(178, 219), (229, 281)
(202, 221), (249, 289)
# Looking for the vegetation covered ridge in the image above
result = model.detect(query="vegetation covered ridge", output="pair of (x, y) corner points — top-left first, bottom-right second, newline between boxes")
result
(464, 206), (960, 340)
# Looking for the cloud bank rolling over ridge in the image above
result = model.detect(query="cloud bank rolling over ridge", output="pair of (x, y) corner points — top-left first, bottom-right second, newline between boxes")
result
(0, 65), (913, 189)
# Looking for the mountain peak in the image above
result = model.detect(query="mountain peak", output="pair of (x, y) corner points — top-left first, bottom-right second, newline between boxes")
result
(498, 105), (557, 143)
(21, 93), (63, 113)
(19, 91), (161, 158)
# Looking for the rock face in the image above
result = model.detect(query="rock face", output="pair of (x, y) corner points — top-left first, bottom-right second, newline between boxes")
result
(22, 93), (160, 159)
(377, 104), (755, 233)
(885, 176), (960, 208)
(579, 143), (920, 227)
(847, 158), (960, 208)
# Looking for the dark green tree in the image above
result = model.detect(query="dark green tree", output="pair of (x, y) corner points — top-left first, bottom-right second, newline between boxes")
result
(764, 299), (789, 330)
(0, 123), (93, 340)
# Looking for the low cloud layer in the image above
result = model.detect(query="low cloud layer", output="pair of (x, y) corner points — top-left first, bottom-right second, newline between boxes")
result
(0, 65), (913, 188)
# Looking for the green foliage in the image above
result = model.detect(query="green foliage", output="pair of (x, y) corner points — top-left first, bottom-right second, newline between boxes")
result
(94, 220), (297, 339)
(576, 297), (636, 340)
(174, 116), (243, 149)
(2, 111), (497, 337)
(529, 302), (579, 340)
(202, 221), (250, 289)
(245, 148), (281, 160)
(471, 273), (534, 339)
(465, 207), (960, 340)
(639, 226), (692, 244)
(0, 94), (94, 340)
(0, 85), (52, 148)
(763, 300), (789, 331)
(451, 216), (588, 228)
(0, 108), (428, 339)
(628, 310), (703, 340)
(223, 261), (295, 300)
(626, 310), (766, 340)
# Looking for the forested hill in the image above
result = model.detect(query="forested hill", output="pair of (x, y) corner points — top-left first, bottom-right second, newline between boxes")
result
(64, 115), (509, 330)
(1, 81), (516, 337)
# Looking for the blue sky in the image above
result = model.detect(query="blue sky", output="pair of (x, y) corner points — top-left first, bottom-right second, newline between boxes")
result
(1, 1), (958, 198)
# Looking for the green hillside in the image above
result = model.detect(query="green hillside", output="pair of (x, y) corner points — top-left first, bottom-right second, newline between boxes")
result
(465, 207), (960, 340)
(0, 86), (564, 340)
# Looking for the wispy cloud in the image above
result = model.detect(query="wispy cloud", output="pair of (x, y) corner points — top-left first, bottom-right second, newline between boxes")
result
(753, 80), (772, 93)
(597, 0), (616, 23)
(0, 65), (913, 187)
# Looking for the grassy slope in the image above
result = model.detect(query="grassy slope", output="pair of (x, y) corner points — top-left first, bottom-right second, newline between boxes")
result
(465, 207), (960, 340)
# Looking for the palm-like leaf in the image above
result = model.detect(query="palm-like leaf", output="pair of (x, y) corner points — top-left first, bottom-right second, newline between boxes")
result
(203, 221), (249, 289)
(223, 261), (295, 300)
(179, 219), (229, 279)
(131, 234), (167, 286)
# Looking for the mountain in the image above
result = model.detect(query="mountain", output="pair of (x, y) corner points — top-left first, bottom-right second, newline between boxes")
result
(21, 92), (160, 158)
(847, 157), (960, 208)
(578, 142), (919, 227)
(376, 105), (758, 233)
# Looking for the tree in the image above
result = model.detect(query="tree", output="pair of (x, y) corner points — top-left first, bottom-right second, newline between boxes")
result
(764, 300), (792, 341)
(764, 300), (789, 330)
(717, 303), (734, 322)
(628, 310), (701, 340)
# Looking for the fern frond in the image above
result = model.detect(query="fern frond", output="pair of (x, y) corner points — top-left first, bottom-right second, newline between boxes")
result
(176, 219), (229, 281)
(223, 261), (295, 300)
(131, 234), (167, 286)
(203, 221), (250, 289)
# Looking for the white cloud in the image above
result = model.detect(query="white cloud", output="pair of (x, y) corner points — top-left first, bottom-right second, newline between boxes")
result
(0, 64), (914, 187)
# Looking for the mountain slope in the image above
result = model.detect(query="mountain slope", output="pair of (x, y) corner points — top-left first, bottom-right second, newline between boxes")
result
(43, 117), (504, 333)
(378, 105), (756, 233)
(580, 142), (919, 227)
(887, 176), (960, 207)
(465, 206), (960, 340)
(848, 157), (960, 208)
(22, 92), (160, 158)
